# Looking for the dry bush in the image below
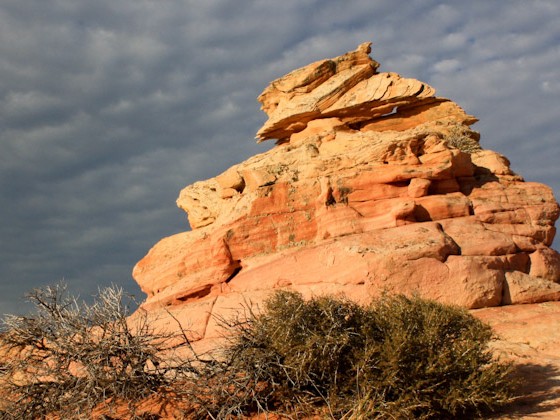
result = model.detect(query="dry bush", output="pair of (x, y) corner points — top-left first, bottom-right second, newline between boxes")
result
(445, 126), (482, 154)
(189, 291), (515, 419)
(0, 283), (196, 420)
(354, 294), (514, 418)
(0, 286), (516, 419)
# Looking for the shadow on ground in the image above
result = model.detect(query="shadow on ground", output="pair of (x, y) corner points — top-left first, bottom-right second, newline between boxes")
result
(493, 362), (560, 419)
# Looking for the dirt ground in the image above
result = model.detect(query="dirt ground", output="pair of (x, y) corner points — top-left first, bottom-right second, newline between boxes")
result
(472, 301), (560, 419)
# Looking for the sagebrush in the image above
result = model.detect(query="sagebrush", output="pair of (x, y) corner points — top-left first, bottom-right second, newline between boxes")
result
(190, 291), (515, 419)
(0, 286), (516, 419)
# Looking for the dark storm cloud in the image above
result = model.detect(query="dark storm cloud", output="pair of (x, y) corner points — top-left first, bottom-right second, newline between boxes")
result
(0, 0), (558, 314)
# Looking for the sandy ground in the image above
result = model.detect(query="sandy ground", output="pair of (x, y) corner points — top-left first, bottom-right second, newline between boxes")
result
(472, 301), (560, 419)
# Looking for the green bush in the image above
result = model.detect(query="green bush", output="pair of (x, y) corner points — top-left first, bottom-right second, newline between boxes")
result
(192, 291), (515, 419)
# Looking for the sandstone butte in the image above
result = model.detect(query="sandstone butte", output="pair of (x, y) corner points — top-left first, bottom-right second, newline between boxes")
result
(133, 43), (560, 362)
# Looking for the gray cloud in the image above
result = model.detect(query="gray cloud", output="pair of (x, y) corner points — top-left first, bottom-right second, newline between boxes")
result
(0, 0), (558, 314)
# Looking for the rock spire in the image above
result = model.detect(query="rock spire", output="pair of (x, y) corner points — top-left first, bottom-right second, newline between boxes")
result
(133, 43), (560, 345)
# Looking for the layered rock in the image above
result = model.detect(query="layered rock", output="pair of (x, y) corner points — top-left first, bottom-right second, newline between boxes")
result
(133, 43), (560, 344)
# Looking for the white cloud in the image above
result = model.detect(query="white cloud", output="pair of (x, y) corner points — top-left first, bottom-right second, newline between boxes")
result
(432, 59), (461, 74)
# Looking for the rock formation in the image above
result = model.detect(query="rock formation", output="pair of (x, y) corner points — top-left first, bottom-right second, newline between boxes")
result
(133, 42), (560, 345)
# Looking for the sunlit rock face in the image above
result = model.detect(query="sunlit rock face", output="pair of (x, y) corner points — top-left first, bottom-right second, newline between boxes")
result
(132, 43), (560, 344)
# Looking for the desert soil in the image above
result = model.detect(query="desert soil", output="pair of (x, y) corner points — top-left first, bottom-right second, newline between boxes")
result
(472, 301), (560, 419)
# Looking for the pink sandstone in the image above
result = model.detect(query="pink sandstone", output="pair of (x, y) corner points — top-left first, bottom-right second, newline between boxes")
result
(133, 43), (560, 346)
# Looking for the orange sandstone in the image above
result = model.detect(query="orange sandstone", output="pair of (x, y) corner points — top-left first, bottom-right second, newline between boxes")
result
(133, 43), (560, 346)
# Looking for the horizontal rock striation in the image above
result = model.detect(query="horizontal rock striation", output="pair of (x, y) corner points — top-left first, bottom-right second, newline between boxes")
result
(133, 43), (560, 344)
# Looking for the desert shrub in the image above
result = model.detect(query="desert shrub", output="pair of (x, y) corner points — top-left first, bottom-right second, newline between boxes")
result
(0, 283), (195, 420)
(354, 295), (514, 418)
(0, 285), (515, 419)
(189, 292), (369, 418)
(192, 291), (514, 419)
(445, 126), (482, 154)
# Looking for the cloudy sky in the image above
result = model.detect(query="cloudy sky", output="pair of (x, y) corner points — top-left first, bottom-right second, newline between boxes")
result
(1, 0), (559, 315)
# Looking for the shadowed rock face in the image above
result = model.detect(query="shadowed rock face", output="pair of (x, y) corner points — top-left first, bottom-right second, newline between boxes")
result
(132, 43), (560, 344)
